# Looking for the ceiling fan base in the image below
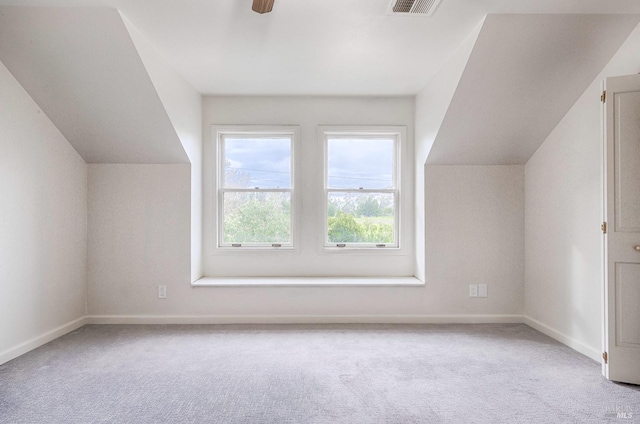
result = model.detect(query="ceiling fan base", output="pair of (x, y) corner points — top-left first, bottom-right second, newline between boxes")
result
(252, 0), (275, 14)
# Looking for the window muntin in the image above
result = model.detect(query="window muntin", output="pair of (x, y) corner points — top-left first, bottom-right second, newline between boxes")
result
(218, 133), (294, 248)
(324, 134), (400, 248)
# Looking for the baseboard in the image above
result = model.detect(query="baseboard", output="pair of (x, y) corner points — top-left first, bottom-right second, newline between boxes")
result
(522, 316), (601, 362)
(86, 314), (524, 325)
(6, 315), (601, 365)
(0, 316), (87, 366)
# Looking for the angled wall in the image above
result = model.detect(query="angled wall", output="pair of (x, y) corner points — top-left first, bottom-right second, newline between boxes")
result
(122, 14), (204, 282)
(414, 19), (484, 280)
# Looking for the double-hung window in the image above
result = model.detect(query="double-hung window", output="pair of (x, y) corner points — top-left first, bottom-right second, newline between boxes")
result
(322, 129), (401, 249)
(216, 128), (297, 249)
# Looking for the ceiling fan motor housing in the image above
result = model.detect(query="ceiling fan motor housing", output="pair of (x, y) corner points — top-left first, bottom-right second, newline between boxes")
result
(252, 0), (275, 14)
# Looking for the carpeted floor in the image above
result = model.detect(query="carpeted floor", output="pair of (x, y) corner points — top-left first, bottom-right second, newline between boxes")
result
(0, 324), (638, 423)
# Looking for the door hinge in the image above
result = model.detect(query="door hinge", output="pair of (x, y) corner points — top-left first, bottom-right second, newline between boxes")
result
(601, 90), (606, 103)
(601, 222), (607, 234)
(603, 352), (608, 364)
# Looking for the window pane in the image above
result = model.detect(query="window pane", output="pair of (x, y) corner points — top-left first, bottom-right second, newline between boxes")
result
(327, 138), (394, 189)
(223, 136), (291, 189)
(327, 192), (395, 244)
(223, 192), (291, 244)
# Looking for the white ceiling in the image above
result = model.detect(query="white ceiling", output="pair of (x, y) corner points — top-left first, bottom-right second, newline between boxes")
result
(0, 7), (189, 163)
(1, 1), (639, 165)
(2, 0), (640, 95)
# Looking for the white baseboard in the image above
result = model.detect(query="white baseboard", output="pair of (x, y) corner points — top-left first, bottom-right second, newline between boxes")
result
(1, 315), (601, 365)
(0, 316), (87, 366)
(522, 316), (601, 362)
(86, 314), (524, 325)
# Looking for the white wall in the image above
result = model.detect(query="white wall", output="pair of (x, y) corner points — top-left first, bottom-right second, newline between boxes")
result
(424, 166), (525, 316)
(0, 60), (87, 362)
(202, 96), (415, 278)
(122, 15), (204, 283)
(414, 20), (484, 281)
(85, 99), (522, 321)
(87, 164), (191, 316)
(525, 23), (640, 360)
(86, 162), (523, 320)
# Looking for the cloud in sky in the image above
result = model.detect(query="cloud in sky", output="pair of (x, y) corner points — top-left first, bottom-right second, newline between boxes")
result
(224, 136), (395, 190)
(224, 137), (291, 188)
(328, 138), (394, 189)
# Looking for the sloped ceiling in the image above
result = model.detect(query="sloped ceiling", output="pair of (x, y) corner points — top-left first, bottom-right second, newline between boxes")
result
(426, 14), (640, 165)
(0, 7), (189, 164)
(1, 5), (639, 166)
(2, 1), (640, 97)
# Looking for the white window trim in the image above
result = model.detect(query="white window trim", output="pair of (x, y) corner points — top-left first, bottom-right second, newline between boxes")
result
(318, 126), (405, 251)
(211, 125), (301, 253)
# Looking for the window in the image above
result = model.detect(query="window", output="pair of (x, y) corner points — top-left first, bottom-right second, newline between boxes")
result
(322, 129), (401, 249)
(216, 128), (298, 249)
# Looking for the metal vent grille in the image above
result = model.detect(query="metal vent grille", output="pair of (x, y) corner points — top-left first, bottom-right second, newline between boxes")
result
(389, 0), (442, 15)
(392, 0), (414, 13)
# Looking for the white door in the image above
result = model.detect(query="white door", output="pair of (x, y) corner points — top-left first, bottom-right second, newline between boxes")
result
(603, 74), (640, 385)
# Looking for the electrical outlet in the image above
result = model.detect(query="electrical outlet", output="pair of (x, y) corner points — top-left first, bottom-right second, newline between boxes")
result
(158, 285), (167, 299)
(478, 284), (488, 298)
(469, 284), (478, 297)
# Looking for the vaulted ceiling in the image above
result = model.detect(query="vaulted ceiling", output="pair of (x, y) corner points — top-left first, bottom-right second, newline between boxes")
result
(1, 0), (639, 164)
(2, 0), (640, 96)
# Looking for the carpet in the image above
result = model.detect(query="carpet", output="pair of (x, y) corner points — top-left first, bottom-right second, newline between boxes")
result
(0, 324), (638, 423)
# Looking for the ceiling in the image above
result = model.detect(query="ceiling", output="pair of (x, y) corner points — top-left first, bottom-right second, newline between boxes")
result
(1, 1), (639, 166)
(427, 13), (640, 164)
(2, 0), (640, 96)
(0, 7), (189, 163)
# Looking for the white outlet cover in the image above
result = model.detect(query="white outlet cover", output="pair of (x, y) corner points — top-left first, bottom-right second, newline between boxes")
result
(478, 284), (488, 298)
(469, 284), (478, 297)
(158, 285), (167, 299)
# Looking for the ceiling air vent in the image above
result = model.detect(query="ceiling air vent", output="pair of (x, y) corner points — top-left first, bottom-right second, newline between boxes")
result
(388, 0), (442, 16)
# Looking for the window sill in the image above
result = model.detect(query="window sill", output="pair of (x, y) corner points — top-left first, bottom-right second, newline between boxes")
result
(192, 276), (424, 287)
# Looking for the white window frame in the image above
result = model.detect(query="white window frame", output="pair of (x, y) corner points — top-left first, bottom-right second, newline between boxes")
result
(214, 126), (300, 251)
(320, 127), (403, 250)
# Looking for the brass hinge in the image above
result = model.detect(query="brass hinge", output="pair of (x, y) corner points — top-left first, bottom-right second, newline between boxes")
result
(601, 90), (606, 103)
(601, 222), (607, 234)
(603, 352), (608, 364)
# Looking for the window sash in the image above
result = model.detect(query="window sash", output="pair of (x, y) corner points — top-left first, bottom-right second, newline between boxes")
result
(217, 131), (296, 249)
(324, 189), (399, 247)
(323, 132), (401, 249)
(220, 133), (293, 190)
(325, 135), (398, 190)
(218, 188), (294, 247)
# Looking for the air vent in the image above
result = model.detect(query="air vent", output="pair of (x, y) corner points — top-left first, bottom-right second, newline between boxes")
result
(388, 0), (442, 16)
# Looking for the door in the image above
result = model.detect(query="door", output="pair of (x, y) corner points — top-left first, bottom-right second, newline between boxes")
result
(603, 74), (640, 385)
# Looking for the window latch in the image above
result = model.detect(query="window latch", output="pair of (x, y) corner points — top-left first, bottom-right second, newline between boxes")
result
(336, 244), (346, 248)
(231, 243), (242, 247)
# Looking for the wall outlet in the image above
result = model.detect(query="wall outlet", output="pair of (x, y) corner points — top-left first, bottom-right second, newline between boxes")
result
(158, 285), (167, 299)
(469, 284), (478, 297)
(478, 284), (488, 298)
